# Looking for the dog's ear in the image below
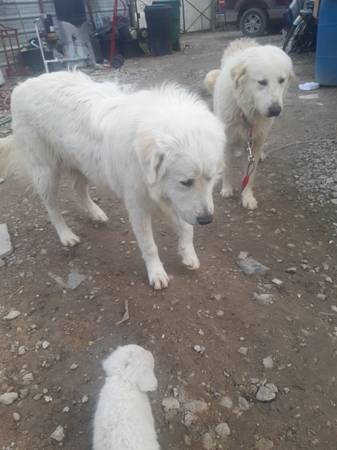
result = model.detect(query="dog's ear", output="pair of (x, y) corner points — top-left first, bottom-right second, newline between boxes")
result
(230, 63), (247, 89)
(134, 131), (165, 186)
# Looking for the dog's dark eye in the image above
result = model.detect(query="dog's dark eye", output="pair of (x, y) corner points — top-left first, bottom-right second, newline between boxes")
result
(278, 77), (285, 84)
(180, 179), (194, 187)
(258, 79), (268, 86)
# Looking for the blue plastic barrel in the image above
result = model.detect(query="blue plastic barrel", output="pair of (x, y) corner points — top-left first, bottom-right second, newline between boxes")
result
(315, 0), (337, 85)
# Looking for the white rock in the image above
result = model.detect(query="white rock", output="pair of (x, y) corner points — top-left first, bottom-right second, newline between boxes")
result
(13, 412), (21, 421)
(255, 438), (274, 449)
(193, 344), (205, 354)
(22, 372), (34, 384)
(81, 395), (89, 404)
(162, 397), (180, 411)
(238, 347), (248, 356)
(263, 356), (274, 369)
(0, 392), (18, 405)
(62, 406), (70, 413)
(215, 422), (231, 438)
(70, 363), (78, 370)
(42, 340), (50, 349)
(0, 224), (13, 258)
(3, 310), (21, 320)
(202, 432), (215, 450)
(18, 346), (27, 355)
(238, 395), (250, 411)
(272, 278), (283, 286)
(50, 425), (65, 442)
(331, 305), (337, 313)
(185, 399), (208, 414)
(219, 396), (233, 409)
(256, 384), (278, 402)
(253, 293), (274, 305)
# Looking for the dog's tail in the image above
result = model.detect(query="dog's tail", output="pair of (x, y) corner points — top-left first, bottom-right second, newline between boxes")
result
(204, 69), (221, 95)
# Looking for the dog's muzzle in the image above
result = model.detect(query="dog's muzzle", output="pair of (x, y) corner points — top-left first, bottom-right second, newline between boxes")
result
(267, 103), (282, 117)
(197, 214), (213, 225)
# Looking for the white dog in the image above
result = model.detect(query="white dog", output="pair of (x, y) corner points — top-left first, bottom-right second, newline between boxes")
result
(0, 71), (225, 289)
(204, 39), (294, 210)
(93, 345), (159, 450)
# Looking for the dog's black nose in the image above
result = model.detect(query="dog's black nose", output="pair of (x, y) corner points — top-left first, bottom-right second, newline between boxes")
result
(197, 214), (213, 225)
(267, 104), (282, 117)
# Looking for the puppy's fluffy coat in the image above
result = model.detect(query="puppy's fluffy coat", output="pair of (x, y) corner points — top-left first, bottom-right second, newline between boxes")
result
(0, 72), (225, 289)
(205, 39), (294, 209)
(93, 345), (159, 450)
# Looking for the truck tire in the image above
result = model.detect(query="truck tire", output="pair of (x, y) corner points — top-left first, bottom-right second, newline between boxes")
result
(239, 8), (268, 37)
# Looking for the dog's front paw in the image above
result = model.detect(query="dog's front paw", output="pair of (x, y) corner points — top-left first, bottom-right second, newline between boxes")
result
(60, 229), (81, 247)
(241, 190), (258, 210)
(148, 264), (170, 290)
(181, 251), (200, 270)
(221, 185), (234, 198)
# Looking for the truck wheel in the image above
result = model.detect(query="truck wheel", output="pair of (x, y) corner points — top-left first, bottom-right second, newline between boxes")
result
(239, 8), (268, 37)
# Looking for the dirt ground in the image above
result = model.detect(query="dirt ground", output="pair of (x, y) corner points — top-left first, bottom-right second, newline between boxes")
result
(1, 31), (337, 450)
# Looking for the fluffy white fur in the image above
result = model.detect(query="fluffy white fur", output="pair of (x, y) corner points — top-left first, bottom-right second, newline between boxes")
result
(93, 345), (159, 450)
(205, 39), (294, 209)
(0, 71), (225, 289)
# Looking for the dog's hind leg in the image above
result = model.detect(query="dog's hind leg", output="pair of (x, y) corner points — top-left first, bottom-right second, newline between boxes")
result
(31, 165), (81, 247)
(72, 171), (108, 223)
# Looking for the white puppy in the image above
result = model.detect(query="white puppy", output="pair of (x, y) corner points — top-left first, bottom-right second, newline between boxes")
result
(0, 71), (225, 289)
(205, 39), (294, 210)
(93, 345), (159, 450)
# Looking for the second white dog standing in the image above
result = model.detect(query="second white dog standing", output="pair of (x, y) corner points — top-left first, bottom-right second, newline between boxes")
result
(205, 39), (294, 210)
(93, 345), (160, 450)
(0, 72), (226, 289)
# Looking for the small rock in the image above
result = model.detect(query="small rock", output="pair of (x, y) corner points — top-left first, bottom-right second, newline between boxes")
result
(13, 412), (21, 422)
(215, 422), (231, 438)
(256, 384), (278, 402)
(62, 406), (70, 413)
(317, 293), (327, 301)
(81, 395), (89, 404)
(162, 397), (180, 412)
(331, 305), (337, 313)
(18, 346), (27, 355)
(185, 399), (208, 414)
(50, 425), (65, 442)
(3, 310), (21, 320)
(0, 392), (18, 405)
(253, 292), (274, 305)
(238, 395), (250, 411)
(255, 438), (274, 450)
(238, 347), (248, 356)
(219, 396), (233, 409)
(70, 363), (78, 370)
(263, 356), (274, 369)
(67, 271), (86, 289)
(237, 254), (269, 275)
(202, 432), (215, 450)
(216, 310), (224, 317)
(184, 411), (197, 427)
(184, 435), (192, 446)
(44, 395), (53, 403)
(42, 340), (50, 349)
(193, 345), (205, 354)
(0, 177), (4, 184)
(0, 223), (13, 258)
(272, 278), (283, 286)
(22, 372), (34, 384)
(285, 267), (297, 274)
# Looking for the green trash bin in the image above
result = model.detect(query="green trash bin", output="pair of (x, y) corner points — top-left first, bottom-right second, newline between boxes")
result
(152, 0), (181, 50)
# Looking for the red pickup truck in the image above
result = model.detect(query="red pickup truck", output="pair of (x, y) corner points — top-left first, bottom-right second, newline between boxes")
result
(217, 0), (291, 36)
